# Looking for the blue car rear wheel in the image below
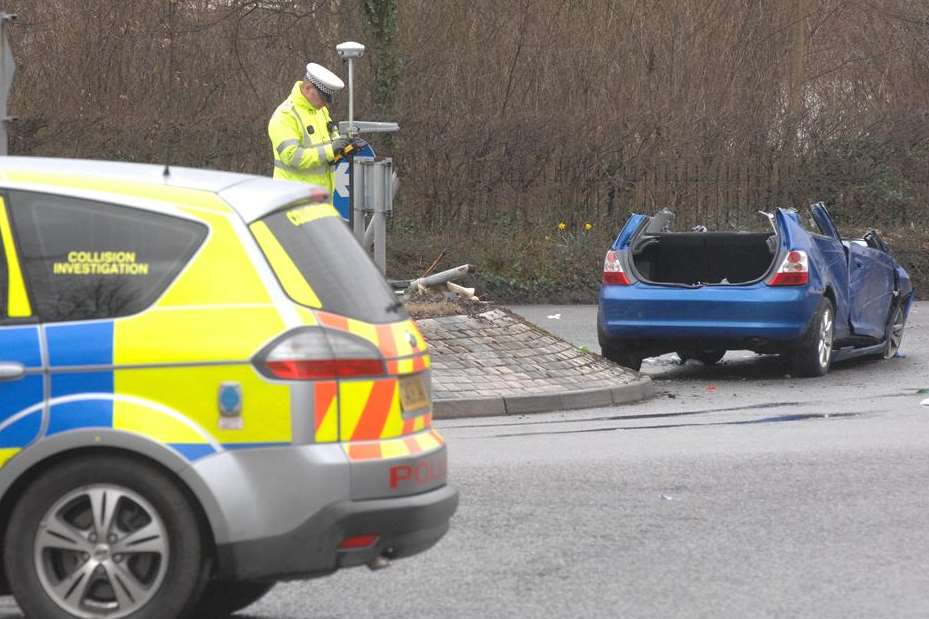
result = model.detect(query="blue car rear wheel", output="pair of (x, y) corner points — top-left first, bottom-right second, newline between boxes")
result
(598, 316), (643, 371)
(793, 296), (834, 377)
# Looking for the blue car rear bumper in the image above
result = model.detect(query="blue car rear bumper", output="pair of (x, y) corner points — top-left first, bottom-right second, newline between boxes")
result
(598, 282), (821, 345)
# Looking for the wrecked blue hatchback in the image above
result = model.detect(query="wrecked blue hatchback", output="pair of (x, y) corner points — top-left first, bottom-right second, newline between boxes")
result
(597, 202), (914, 376)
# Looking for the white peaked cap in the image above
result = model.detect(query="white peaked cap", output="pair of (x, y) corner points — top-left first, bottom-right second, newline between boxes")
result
(304, 63), (345, 96)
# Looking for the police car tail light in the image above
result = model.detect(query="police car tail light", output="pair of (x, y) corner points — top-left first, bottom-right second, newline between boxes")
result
(257, 329), (385, 380)
(338, 534), (379, 550)
(602, 250), (630, 285)
(768, 250), (809, 286)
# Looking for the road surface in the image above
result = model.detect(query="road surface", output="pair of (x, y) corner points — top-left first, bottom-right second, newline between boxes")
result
(1, 303), (925, 618)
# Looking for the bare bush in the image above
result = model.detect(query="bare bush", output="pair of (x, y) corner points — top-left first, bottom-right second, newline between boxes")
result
(3, 0), (927, 233)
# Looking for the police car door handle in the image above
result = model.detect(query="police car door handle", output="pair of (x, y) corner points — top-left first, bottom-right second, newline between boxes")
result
(0, 362), (25, 381)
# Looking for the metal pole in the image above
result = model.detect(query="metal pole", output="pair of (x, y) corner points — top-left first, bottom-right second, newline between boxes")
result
(353, 158), (365, 242)
(348, 148), (354, 229)
(346, 57), (354, 138)
(412, 265), (474, 289)
(337, 41), (364, 228)
(345, 56), (355, 229)
(372, 211), (385, 272)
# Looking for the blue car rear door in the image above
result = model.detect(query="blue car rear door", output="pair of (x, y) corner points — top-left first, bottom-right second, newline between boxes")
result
(0, 195), (45, 468)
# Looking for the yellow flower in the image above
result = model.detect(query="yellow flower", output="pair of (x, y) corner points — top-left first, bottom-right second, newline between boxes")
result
(558, 222), (567, 231)
(584, 223), (593, 231)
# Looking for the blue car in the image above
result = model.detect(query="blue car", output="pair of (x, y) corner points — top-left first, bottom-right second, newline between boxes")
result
(597, 203), (914, 376)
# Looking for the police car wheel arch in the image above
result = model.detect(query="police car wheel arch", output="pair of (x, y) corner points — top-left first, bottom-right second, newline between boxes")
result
(3, 453), (208, 619)
(0, 429), (232, 546)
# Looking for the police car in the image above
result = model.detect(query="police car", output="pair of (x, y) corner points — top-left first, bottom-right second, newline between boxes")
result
(0, 158), (457, 618)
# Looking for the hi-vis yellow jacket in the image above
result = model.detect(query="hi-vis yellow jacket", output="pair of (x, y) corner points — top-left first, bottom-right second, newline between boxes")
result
(268, 81), (340, 196)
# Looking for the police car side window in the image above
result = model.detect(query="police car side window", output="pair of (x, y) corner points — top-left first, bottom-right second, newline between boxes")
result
(7, 191), (207, 323)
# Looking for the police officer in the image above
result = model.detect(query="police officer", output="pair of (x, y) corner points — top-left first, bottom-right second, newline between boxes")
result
(268, 62), (349, 198)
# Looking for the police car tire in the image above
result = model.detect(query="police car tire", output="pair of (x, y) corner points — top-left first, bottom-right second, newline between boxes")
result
(195, 580), (276, 617)
(3, 454), (208, 619)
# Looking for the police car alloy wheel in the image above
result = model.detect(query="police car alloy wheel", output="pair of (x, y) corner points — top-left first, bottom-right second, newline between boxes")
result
(33, 484), (168, 617)
(4, 455), (208, 619)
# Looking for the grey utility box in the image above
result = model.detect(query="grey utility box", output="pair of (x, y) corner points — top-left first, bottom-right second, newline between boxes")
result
(352, 157), (395, 215)
(351, 157), (397, 273)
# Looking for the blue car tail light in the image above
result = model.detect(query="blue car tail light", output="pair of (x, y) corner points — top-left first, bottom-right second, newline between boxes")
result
(768, 250), (809, 286)
(602, 250), (631, 285)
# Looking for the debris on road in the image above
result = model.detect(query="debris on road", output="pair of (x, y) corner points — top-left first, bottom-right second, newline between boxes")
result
(404, 264), (478, 299)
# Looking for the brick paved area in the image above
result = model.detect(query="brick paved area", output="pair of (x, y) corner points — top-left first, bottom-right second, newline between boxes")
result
(416, 308), (651, 417)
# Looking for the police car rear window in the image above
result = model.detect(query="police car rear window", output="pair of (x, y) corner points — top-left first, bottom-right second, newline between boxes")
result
(8, 190), (207, 322)
(252, 204), (407, 324)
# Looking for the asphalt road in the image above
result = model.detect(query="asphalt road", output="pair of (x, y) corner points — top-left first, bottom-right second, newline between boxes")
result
(1, 303), (926, 618)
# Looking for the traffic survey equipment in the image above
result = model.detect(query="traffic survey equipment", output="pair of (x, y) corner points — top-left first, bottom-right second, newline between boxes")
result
(333, 40), (400, 275)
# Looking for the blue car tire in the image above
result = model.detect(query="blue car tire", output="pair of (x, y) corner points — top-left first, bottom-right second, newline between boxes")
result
(598, 318), (643, 371)
(793, 296), (834, 377)
(881, 300), (907, 360)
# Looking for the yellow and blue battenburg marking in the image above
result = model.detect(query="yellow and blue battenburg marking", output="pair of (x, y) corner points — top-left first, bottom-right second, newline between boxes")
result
(0, 326), (44, 465)
(0, 317), (293, 465)
(47, 322), (116, 434)
(43, 320), (225, 461)
(0, 312), (439, 465)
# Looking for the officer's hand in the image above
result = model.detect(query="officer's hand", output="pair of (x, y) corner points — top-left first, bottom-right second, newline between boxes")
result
(330, 136), (350, 158)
